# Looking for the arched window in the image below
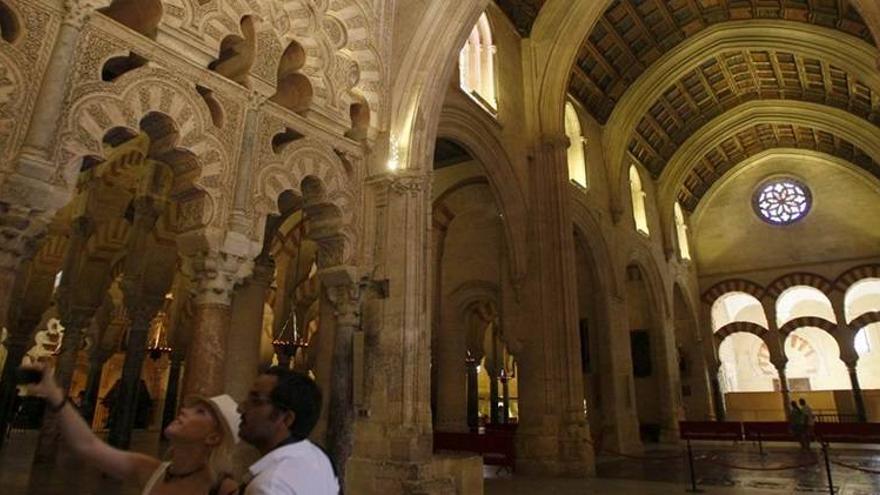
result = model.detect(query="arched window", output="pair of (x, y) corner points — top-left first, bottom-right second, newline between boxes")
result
(629, 165), (649, 235)
(673, 202), (691, 260)
(459, 13), (497, 110)
(565, 101), (587, 188)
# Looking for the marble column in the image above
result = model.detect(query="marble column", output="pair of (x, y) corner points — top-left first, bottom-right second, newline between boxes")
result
(0, 331), (32, 447)
(181, 252), (248, 398)
(466, 358), (479, 429)
(107, 298), (163, 448)
(845, 362), (867, 422)
(321, 272), (359, 483)
(708, 362), (726, 421)
(225, 257), (274, 401)
(33, 310), (91, 463)
(81, 346), (112, 426)
(829, 291), (866, 422)
(161, 349), (185, 432)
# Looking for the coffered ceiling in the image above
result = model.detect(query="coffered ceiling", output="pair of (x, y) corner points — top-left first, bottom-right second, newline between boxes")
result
(677, 123), (880, 211)
(628, 49), (880, 179)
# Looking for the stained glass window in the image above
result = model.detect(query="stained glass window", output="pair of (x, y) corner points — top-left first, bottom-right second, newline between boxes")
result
(753, 179), (811, 225)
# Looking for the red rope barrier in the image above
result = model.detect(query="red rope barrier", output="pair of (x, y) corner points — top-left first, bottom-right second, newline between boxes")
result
(830, 459), (880, 475)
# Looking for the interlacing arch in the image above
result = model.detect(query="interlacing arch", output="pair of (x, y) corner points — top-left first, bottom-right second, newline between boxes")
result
(701, 279), (764, 305)
(850, 311), (880, 332)
(252, 138), (357, 264)
(764, 272), (834, 299)
(835, 263), (880, 291)
(714, 321), (768, 342)
(778, 316), (838, 337)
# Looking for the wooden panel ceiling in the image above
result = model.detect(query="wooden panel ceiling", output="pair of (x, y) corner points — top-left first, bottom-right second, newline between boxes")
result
(568, 0), (876, 124)
(627, 50), (880, 177)
(677, 123), (880, 211)
(493, 0), (545, 37)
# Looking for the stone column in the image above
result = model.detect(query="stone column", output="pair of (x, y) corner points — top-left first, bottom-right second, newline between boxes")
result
(761, 298), (789, 418)
(321, 269), (359, 483)
(517, 135), (593, 475)
(655, 318), (683, 442)
(181, 252), (249, 398)
(225, 257), (274, 401)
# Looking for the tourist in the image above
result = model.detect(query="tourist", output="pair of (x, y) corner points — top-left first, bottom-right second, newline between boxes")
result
(798, 398), (815, 450)
(23, 363), (240, 495)
(237, 367), (339, 494)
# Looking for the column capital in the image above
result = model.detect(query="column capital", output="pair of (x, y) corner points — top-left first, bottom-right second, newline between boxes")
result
(183, 251), (253, 305)
(250, 256), (276, 286)
(535, 133), (570, 152)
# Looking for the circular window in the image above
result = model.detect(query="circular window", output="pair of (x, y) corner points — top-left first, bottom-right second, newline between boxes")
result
(753, 178), (811, 225)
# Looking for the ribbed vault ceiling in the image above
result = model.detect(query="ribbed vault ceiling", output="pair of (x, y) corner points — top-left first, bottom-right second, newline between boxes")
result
(678, 123), (880, 211)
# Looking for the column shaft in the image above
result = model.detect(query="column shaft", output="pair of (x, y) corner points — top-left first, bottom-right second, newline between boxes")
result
(161, 351), (184, 432)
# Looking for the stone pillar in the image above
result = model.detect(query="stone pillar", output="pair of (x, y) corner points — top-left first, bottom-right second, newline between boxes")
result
(225, 257), (274, 401)
(161, 349), (185, 431)
(434, 324), (467, 432)
(346, 172), (439, 493)
(181, 252), (249, 398)
(516, 135), (593, 475)
(321, 270), (359, 483)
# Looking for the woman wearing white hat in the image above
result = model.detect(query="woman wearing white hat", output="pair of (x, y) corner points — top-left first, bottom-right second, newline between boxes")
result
(24, 364), (241, 495)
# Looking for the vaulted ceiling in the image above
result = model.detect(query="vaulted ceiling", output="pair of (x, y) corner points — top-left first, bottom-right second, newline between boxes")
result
(493, 0), (879, 211)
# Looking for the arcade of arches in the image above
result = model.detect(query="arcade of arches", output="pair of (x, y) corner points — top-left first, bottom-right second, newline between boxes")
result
(1, 0), (880, 493)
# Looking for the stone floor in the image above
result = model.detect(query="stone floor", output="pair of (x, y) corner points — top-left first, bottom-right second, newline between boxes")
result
(1, 430), (879, 494)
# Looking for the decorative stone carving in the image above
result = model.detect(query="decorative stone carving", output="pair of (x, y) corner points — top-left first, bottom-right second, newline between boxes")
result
(182, 250), (253, 305)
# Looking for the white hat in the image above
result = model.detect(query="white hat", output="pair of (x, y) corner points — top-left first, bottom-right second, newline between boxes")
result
(189, 394), (240, 444)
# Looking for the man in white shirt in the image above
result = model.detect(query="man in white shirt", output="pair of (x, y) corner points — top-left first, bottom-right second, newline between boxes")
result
(237, 367), (339, 494)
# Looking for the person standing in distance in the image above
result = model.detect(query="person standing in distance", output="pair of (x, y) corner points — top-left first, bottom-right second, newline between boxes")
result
(237, 367), (339, 494)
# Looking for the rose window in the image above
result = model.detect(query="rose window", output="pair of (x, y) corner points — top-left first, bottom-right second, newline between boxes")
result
(753, 179), (811, 225)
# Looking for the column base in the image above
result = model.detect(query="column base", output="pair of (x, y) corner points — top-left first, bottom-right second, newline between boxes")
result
(346, 454), (483, 495)
(516, 421), (595, 477)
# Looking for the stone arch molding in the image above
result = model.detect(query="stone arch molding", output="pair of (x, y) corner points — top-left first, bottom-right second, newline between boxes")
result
(624, 248), (670, 320)
(438, 100), (528, 285)
(253, 138), (357, 264)
(0, 48), (25, 166)
(55, 69), (231, 226)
